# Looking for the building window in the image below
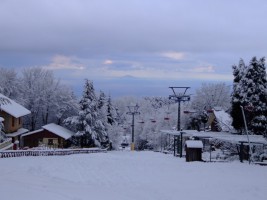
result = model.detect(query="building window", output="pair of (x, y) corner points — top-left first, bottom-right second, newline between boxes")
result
(19, 117), (21, 125)
(48, 139), (53, 145)
(12, 117), (15, 127)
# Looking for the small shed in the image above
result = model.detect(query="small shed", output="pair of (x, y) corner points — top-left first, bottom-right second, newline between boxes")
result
(185, 140), (203, 162)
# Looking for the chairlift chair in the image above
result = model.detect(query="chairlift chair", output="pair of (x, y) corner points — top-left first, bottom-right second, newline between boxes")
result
(138, 117), (145, 124)
(164, 111), (170, 120)
(150, 119), (157, 123)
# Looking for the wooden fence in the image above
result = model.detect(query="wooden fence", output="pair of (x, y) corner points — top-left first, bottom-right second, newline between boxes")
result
(0, 148), (107, 158)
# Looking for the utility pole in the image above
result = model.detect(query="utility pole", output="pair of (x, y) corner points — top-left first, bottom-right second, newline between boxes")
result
(126, 104), (140, 151)
(169, 87), (190, 157)
(240, 105), (253, 164)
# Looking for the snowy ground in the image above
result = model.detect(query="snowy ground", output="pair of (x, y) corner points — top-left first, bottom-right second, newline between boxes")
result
(0, 151), (266, 200)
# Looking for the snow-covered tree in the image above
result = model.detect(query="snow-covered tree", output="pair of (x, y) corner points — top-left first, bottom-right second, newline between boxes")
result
(97, 91), (109, 128)
(191, 82), (231, 112)
(0, 119), (6, 143)
(231, 59), (246, 132)
(19, 67), (78, 130)
(20, 67), (49, 130)
(0, 97), (10, 142)
(244, 57), (267, 135)
(53, 85), (79, 125)
(190, 82), (231, 131)
(0, 68), (20, 99)
(65, 79), (109, 147)
(231, 57), (267, 136)
(107, 95), (117, 125)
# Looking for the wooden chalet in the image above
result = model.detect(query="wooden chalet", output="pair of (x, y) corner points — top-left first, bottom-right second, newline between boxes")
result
(0, 93), (31, 149)
(21, 123), (74, 148)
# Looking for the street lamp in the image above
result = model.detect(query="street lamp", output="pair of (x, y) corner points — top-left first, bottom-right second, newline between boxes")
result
(126, 104), (140, 151)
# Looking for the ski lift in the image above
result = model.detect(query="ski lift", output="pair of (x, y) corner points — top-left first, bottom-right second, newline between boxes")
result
(151, 119), (157, 123)
(138, 117), (145, 124)
(164, 111), (170, 120)
(184, 110), (197, 114)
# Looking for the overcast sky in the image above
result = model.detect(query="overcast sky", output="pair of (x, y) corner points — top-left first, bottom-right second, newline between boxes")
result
(0, 0), (267, 97)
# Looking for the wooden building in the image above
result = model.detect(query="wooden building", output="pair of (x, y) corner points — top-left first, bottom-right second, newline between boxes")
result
(0, 93), (31, 149)
(207, 108), (232, 132)
(185, 140), (203, 162)
(22, 123), (74, 148)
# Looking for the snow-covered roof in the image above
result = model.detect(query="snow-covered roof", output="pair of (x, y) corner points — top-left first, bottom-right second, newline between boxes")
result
(213, 109), (233, 132)
(188, 130), (267, 144)
(0, 93), (31, 118)
(6, 128), (29, 137)
(21, 124), (74, 139)
(42, 123), (74, 140)
(185, 140), (203, 148)
(21, 129), (43, 137)
(161, 130), (267, 144)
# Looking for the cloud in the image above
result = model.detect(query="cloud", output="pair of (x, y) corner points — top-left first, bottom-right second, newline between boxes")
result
(189, 65), (215, 73)
(103, 60), (113, 65)
(44, 55), (85, 70)
(161, 52), (186, 61)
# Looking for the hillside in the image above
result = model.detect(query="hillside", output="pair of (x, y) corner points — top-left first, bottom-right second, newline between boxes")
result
(0, 151), (266, 200)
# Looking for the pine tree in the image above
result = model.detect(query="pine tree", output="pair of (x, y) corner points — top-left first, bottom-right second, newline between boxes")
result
(245, 57), (267, 135)
(107, 95), (116, 125)
(77, 79), (97, 147)
(231, 59), (246, 133)
(65, 80), (108, 147)
(231, 57), (267, 136)
(96, 90), (110, 147)
(98, 91), (106, 110)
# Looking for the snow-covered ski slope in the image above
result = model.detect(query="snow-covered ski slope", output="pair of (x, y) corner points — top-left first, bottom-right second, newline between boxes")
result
(1, 151), (266, 200)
